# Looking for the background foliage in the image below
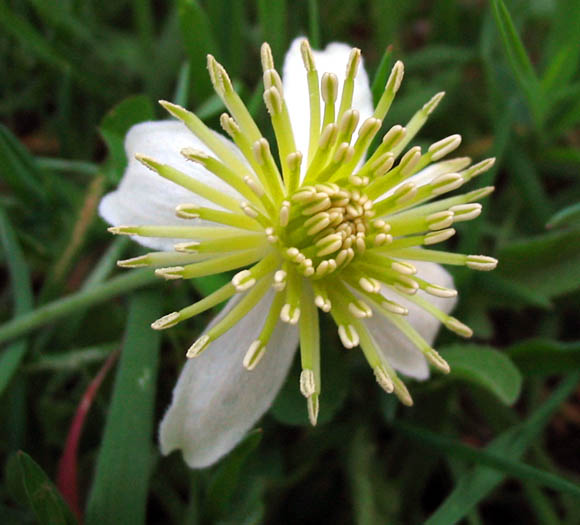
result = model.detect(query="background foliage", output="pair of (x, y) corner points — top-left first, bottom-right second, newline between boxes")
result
(1, 0), (579, 523)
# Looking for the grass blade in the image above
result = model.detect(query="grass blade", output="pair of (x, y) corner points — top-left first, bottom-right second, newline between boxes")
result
(398, 423), (580, 498)
(0, 207), (34, 396)
(85, 290), (162, 525)
(489, 0), (542, 125)
(0, 269), (158, 347)
(258, 0), (288, 62)
(425, 373), (580, 524)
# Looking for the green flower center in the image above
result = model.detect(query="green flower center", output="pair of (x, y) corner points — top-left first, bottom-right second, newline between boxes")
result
(278, 184), (388, 278)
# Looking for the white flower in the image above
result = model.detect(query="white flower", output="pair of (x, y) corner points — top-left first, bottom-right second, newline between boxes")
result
(100, 38), (497, 468)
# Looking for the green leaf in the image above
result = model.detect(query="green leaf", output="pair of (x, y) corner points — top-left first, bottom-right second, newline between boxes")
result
(0, 207), (34, 396)
(398, 423), (580, 498)
(178, 0), (218, 102)
(546, 202), (580, 229)
(506, 339), (580, 376)
(85, 290), (162, 525)
(205, 429), (263, 519)
(441, 345), (522, 405)
(6, 451), (77, 525)
(490, 0), (542, 125)
(0, 125), (47, 206)
(99, 95), (155, 181)
(425, 372), (580, 525)
(498, 228), (580, 298)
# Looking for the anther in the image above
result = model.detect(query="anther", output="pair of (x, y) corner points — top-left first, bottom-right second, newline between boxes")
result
(280, 304), (300, 324)
(151, 312), (180, 330)
(155, 267), (185, 280)
(273, 270), (287, 292)
(445, 317), (473, 338)
(423, 92), (445, 115)
(466, 255), (498, 271)
(300, 369), (316, 397)
(429, 134), (462, 161)
(374, 365), (394, 393)
(243, 340), (266, 370)
(424, 229), (456, 245)
(232, 269), (256, 291)
(449, 203), (482, 222)
(338, 324), (359, 349)
(186, 334), (211, 358)
(321, 73), (338, 104)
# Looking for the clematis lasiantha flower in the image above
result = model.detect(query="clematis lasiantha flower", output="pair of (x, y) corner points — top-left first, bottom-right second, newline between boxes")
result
(100, 38), (498, 468)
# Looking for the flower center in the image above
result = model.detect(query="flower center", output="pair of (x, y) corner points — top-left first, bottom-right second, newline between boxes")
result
(277, 183), (390, 279)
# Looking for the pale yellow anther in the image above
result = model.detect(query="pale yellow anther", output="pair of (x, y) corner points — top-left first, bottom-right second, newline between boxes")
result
(466, 255), (498, 271)
(173, 242), (200, 253)
(260, 42), (274, 70)
(391, 261), (416, 275)
(300, 39), (316, 71)
(449, 203), (482, 221)
(427, 211), (454, 230)
(232, 269), (256, 291)
(151, 312), (180, 331)
(345, 48), (361, 79)
(280, 303), (300, 324)
(219, 113), (240, 135)
(430, 173), (463, 195)
(321, 72), (338, 103)
(423, 91), (445, 114)
(243, 340), (266, 370)
(314, 295), (332, 312)
(348, 300), (372, 319)
(155, 266), (185, 280)
(186, 334), (211, 358)
(424, 284), (457, 298)
(338, 324), (359, 349)
(374, 365), (394, 393)
(446, 317), (473, 338)
(263, 86), (283, 115)
(300, 369), (316, 397)
(386, 60), (405, 93)
(424, 228), (456, 245)
(382, 125), (406, 149)
(429, 134), (462, 161)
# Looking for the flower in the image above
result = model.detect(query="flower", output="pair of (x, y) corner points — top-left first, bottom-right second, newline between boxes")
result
(100, 38), (497, 468)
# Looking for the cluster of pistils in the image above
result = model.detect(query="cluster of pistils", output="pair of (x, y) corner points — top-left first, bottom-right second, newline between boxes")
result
(279, 184), (380, 278)
(107, 37), (500, 423)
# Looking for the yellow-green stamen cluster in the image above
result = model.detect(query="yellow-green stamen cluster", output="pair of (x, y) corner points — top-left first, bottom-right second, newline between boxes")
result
(109, 39), (497, 425)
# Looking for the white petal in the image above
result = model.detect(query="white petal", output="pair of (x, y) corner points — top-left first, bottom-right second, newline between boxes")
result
(367, 261), (457, 380)
(159, 290), (299, 468)
(99, 120), (243, 251)
(282, 38), (374, 175)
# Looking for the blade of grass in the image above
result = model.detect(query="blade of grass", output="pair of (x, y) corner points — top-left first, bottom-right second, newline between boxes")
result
(85, 290), (161, 525)
(0, 207), (34, 396)
(0, 269), (158, 347)
(178, 0), (218, 102)
(489, 0), (542, 127)
(425, 372), (580, 525)
(371, 45), (393, 106)
(398, 423), (580, 497)
(258, 0), (287, 62)
(0, 124), (47, 206)
(308, 0), (320, 48)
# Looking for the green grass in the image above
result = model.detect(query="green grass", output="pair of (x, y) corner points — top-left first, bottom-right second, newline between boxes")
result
(1, 0), (579, 523)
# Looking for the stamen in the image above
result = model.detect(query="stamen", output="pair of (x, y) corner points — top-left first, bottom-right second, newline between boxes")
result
(136, 154), (243, 213)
